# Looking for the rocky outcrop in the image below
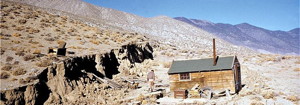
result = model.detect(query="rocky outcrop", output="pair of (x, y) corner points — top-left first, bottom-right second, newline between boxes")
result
(0, 42), (153, 105)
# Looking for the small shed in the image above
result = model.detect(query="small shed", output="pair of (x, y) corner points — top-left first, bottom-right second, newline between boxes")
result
(168, 39), (241, 94)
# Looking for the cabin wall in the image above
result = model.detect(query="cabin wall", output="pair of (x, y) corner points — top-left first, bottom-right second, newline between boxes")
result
(169, 70), (236, 93)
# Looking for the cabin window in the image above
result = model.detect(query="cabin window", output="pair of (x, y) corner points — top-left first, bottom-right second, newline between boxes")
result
(179, 73), (190, 81)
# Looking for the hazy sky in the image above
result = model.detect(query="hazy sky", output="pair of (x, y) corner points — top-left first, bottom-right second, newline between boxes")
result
(83, 0), (299, 31)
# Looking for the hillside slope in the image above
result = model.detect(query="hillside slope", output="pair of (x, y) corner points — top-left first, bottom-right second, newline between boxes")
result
(174, 17), (299, 55)
(0, 1), (148, 90)
(6, 0), (254, 55)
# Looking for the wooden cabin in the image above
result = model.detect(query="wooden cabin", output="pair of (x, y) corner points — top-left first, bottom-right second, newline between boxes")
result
(168, 56), (241, 93)
(168, 39), (242, 94)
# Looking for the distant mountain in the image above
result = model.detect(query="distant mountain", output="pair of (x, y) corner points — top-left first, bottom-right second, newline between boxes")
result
(175, 17), (300, 55)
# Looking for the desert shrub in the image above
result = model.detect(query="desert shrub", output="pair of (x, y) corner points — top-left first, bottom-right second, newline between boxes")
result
(40, 18), (50, 23)
(38, 44), (44, 47)
(90, 39), (101, 45)
(286, 95), (299, 102)
(36, 60), (52, 67)
(67, 28), (76, 33)
(79, 41), (85, 45)
(0, 18), (6, 23)
(251, 96), (262, 101)
(262, 90), (275, 99)
(0, 72), (10, 79)
(250, 101), (264, 105)
(294, 68), (300, 72)
(32, 49), (41, 54)
(14, 26), (25, 31)
(2, 65), (12, 71)
(0, 49), (5, 55)
(56, 40), (65, 45)
(0, 33), (11, 39)
(295, 61), (300, 64)
(44, 37), (55, 41)
(12, 40), (21, 44)
(12, 33), (21, 37)
(11, 78), (18, 81)
(0, 24), (8, 29)
(9, 16), (15, 19)
(12, 68), (26, 76)
(135, 94), (145, 102)
(54, 28), (61, 32)
(6, 56), (13, 62)
(23, 54), (35, 61)
(26, 28), (40, 34)
(17, 19), (27, 24)
(76, 37), (81, 40)
(26, 35), (34, 39)
(152, 62), (160, 66)
(239, 88), (255, 97)
(13, 61), (19, 65)
(15, 51), (25, 56)
(163, 62), (171, 68)
(19, 78), (30, 84)
(40, 23), (50, 27)
(28, 39), (39, 44)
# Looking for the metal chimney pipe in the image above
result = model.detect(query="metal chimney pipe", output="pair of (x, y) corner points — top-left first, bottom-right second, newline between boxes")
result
(213, 38), (216, 66)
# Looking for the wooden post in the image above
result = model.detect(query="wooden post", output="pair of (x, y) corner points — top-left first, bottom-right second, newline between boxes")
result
(213, 38), (216, 66)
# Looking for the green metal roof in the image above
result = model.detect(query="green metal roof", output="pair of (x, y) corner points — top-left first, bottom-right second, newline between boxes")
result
(168, 56), (235, 74)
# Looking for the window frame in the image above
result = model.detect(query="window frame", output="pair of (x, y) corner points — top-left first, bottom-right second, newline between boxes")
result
(179, 73), (191, 81)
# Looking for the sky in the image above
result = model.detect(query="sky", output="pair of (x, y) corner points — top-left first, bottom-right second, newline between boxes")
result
(83, 0), (299, 31)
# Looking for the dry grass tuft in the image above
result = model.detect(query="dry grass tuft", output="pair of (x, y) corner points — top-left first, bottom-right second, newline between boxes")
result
(6, 56), (14, 62)
(12, 33), (21, 37)
(13, 61), (19, 65)
(17, 19), (27, 24)
(12, 40), (21, 44)
(36, 59), (52, 67)
(250, 101), (264, 105)
(294, 68), (300, 72)
(294, 61), (300, 64)
(0, 49), (5, 55)
(29, 39), (39, 44)
(15, 51), (25, 56)
(0, 72), (10, 79)
(26, 28), (40, 34)
(44, 37), (55, 41)
(14, 26), (25, 31)
(32, 49), (41, 54)
(163, 62), (171, 68)
(135, 94), (145, 102)
(12, 68), (26, 76)
(57, 40), (65, 45)
(262, 90), (275, 99)
(19, 76), (36, 84)
(2, 65), (13, 71)
(90, 39), (101, 45)
(23, 54), (35, 61)
(286, 95), (299, 102)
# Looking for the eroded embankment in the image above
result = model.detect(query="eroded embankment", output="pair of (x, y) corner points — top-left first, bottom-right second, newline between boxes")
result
(0, 43), (153, 105)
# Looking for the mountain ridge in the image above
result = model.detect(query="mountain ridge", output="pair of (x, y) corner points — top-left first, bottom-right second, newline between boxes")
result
(174, 17), (299, 55)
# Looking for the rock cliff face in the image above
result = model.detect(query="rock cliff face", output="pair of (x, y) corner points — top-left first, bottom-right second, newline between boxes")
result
(0, 42), (153, 104)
